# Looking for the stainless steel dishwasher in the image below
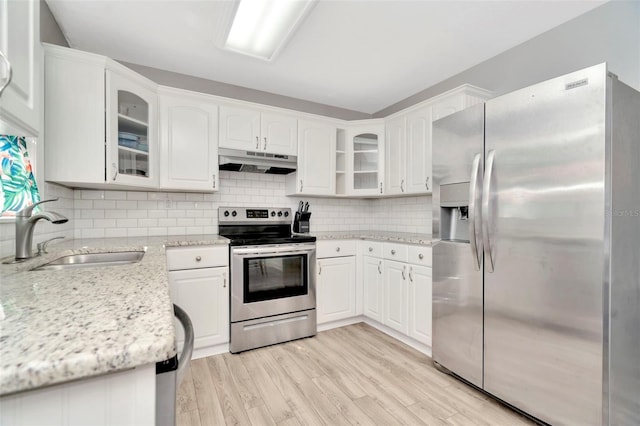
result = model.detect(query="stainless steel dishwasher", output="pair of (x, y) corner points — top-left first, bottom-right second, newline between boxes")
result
(156, 304), (194, 426)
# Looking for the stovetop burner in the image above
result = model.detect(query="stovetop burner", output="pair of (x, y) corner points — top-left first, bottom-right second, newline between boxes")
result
(219, 207), (315, 246)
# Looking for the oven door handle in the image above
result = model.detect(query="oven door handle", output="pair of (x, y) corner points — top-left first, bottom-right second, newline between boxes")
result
(232, 245), (316, 257)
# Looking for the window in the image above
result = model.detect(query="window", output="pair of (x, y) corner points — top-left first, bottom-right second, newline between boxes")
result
(0, 134), (40, 217)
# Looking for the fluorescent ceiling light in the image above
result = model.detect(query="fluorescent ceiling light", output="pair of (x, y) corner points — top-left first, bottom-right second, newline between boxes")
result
(224, 0), (315, 61)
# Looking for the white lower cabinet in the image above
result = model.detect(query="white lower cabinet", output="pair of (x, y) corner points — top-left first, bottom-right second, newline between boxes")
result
(383, 259), (409, 334)
(166, 245), (229, 356)
(408, 264), (432, 345)
(317, 255), (356, 324)
(362, 256), (384, 323)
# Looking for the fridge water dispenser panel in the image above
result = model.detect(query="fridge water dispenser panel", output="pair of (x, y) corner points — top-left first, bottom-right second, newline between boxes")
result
(440, 182), (471, 242)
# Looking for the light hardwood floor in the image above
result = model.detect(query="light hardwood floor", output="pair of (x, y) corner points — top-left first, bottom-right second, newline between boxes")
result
(176, 323), (535, 426)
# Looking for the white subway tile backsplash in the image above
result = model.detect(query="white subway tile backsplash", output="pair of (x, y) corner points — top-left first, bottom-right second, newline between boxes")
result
(0, 173), (433, 259)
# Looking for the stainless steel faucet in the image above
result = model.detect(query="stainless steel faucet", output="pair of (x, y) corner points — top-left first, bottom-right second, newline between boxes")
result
(15, 198), (68, 261)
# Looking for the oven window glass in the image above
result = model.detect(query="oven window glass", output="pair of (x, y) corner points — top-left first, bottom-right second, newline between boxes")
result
(243, 254), (308, 303)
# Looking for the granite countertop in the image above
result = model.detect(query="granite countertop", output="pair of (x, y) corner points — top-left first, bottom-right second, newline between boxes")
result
(313, 231), (434, 246)
(0, 235), (228, 396)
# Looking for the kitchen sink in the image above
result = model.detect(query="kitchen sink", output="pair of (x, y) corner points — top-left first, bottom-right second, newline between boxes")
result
(31, 251), (145, 271)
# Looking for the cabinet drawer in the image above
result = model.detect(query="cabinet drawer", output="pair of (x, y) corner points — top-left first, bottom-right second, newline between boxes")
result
(317, 240), (357, 258)
(408, 245), (432, 267)
(358, 241), (383, 257)
(383, 243), (408, 262)
(166, 245), (228, 270)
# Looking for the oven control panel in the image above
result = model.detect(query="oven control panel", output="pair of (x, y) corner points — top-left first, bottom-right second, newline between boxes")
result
(219, 207), (291, 224)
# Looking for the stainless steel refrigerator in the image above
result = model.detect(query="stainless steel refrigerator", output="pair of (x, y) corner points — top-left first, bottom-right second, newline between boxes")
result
(432, 63), (640, 426)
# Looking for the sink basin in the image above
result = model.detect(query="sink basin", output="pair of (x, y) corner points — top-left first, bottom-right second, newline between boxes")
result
(31, 251), (145, 271)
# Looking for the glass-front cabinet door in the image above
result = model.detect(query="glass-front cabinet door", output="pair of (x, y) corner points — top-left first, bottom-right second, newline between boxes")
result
(106, 70), (158, 188)
(347, 124), (384, 195)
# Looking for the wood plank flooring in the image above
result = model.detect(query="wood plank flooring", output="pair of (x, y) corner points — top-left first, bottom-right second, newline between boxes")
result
(176, 323), (535, 426)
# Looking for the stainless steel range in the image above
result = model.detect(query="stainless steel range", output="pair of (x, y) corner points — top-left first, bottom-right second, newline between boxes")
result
(219, 207), (317, 353)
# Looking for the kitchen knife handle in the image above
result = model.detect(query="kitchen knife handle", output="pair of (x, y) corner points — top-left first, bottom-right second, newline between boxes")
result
(482, 149), (496, 272)
(468, 153), (483, 271)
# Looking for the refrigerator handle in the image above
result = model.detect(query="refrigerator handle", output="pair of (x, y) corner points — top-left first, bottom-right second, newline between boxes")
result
(482, 149), (496, 272)
(468, 153), (483, 271)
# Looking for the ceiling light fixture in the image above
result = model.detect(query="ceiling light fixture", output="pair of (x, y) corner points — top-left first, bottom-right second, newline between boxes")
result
(224, 0), (316, 61)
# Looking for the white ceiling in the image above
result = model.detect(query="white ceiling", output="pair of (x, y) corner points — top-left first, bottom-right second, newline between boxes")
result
(46, 0), (607, 114)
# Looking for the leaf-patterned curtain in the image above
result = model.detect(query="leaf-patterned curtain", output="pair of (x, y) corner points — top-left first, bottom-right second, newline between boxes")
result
(0, 135), (41, 217)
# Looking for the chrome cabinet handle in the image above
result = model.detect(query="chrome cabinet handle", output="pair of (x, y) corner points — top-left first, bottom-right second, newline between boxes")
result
(482, 149), (496, 272)
(368, 247), (373, 252)
(212, 174), (216, 189)
(401, 179), (405, 192)
(401, 266), (406, 280)
(0, 50), (12, 97)
(391, 249), (396, 255)
(336, 247), (340, 252)
(256, 136), (260, 150)
(318, 262), (321, 275)
(418, 253), (424, 260)
(195, 256), (202, 262)
(425, 177), (430, 190)
(469, 153), (483, 271)
(409, 267), (413, 282)
(380, 182), (383, 194)
(378, 260), (382, 274)
(112, 163), (118, 180)
(223, 273), (226, 288)
(300, 180), (303, 192)
(263, 137), (267, 150)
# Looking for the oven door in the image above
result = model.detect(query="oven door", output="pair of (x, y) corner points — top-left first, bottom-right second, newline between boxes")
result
(231, 243), (316, 322)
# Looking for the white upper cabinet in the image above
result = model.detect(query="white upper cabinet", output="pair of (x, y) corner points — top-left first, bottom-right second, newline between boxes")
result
(107, 70), (158, 188)
(0, 0), (40, 136)
(346, 123), (385, 196)
(405, 106), (432, 193)
(159, 88), (219, 192)
(219, 105), (297, 156)
(286, 119), (336, 196)
(385, 116), (406, 195)
(44, 44), (158, 189)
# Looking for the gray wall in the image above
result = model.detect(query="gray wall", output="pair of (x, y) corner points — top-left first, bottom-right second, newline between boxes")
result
(40, 0), (68, 47)
(375, 1), (640, 117)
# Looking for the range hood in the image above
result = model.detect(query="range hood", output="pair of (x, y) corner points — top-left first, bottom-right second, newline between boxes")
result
(218, 148), (297, 174)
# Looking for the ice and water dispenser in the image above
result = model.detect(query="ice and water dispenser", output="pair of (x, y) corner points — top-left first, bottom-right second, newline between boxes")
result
(439, 182), (471, 242)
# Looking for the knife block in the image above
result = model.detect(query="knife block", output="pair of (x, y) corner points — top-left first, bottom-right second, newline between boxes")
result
(293, 212), (311, 233)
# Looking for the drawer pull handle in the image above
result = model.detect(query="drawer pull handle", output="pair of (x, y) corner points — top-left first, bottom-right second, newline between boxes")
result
(391, 249), (396, 255)
(336, 247), (340, 252)
(378, 261), (382, 274)
(418, 253), (424, 260)
(369, 247), (373, 252)
(401, 266), (406, 280)
(195, 256), (202, 262)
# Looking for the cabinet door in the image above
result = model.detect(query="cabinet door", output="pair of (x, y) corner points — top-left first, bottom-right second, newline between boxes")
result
(295, 119), (336, 195)
(106, 70), (158, 188)
(169, 267), (229, 349)
(385, 116), (405, 195)
(384, 260), (408, 334)
(408, 264), (432, 345)
(44, 48), (106, 185)
(406, 106), (432, 193)
(159, 91), (218, 191)
(261, 112), (297, 156)
(317, 256), (356, 324)
(219, 105), (260, 151)
(363, 256), (384, 323)
(0, 0), (39, 136)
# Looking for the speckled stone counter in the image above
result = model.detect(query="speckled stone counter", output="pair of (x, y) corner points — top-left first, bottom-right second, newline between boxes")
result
(0, 235), (228, 396)
(313, 231), (434, 246)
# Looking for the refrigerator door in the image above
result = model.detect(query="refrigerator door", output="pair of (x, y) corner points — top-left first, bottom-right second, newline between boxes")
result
(432, 104), (484, 388)
(483, 64), (606, 425)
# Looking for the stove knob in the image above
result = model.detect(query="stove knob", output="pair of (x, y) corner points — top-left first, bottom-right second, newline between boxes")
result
(284, 211), (289, 217)
(223, 210), (230, 217)
(277, 211), (283, 217)
(232, 210), (237, 217)
(270, 211), (276, 217)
